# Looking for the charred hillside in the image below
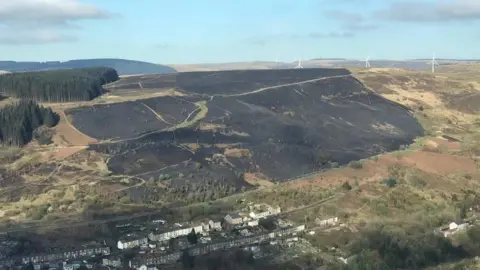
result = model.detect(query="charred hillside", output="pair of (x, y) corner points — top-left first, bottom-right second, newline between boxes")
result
(79, 68), (423, 187)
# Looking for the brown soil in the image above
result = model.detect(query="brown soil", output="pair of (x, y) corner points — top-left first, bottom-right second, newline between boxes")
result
(427, 138), (461, 152)
(198, 123), (227, 131)
(52, 110), (96, 146)
(224, 148), (251, 158)
(392, 151), (476, 175)
(244, 173), (274, 187)
(52, 146), (88, 160)
(288, 150), (477, 190)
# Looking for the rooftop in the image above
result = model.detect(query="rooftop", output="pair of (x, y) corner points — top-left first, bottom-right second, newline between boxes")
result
(150, 221), (204, 236)
(227, 212), (243, 219)
(118, 233), (147, 242)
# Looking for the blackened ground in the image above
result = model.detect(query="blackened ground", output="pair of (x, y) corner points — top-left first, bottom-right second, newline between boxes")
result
(105, 73), (177, 91)
(104, 68), (350, 95)
(89, 73), (424, 184)
(176, 68), (350, 95)
(67, 96), (197, 140)
(91, 139), (252, 203)
(0, 168), (23, 188)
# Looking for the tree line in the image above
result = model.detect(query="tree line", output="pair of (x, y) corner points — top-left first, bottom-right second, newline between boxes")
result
(330, 225), (478, 270)
(0, 67), (119, 102)
(0, 100), (59, 146)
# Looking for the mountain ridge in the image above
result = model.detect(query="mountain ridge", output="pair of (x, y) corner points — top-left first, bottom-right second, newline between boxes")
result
(0, 58), (176, 75)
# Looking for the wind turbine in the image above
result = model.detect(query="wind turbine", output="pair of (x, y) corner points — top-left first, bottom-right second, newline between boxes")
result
(275, 53), (279, 69)
(294, 56), (303, 69)
(427, 52), (439, 73)
(365, 56), (371, 68)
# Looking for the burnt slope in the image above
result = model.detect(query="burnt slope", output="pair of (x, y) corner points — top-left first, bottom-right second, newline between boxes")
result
(104, 68), (350, 95)
(67, 96), (198, 140)
(176, 68), (350, 95)
(86, 69), (424, 184)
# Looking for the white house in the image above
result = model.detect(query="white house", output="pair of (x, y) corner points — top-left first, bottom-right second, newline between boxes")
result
(137, 265), (158, 270)
(224, 212), (248, 225)
(202, 220), (222, 231)
(247, 219), (259, 227)
(117, 235), (148, 249)
(102, 257), (122, 267)
(315, 217), (339, 227)
(148, 223), (204, 241)
(249, 205), (281, 220)
(437, 221), (469, 238)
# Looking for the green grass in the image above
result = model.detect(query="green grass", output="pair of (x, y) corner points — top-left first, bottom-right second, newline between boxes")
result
(174, 100), (208, 129)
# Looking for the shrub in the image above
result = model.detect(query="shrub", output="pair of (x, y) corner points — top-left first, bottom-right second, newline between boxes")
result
(410, 177), (426, 189)
(315, 150), (332, 165)
(158, 174), (171, 181)
(27, 205), (49, 220)
(384, 177), (397, 188)
(329, 161), (339, 168)
(34, 127), (54, 145)
(342, 181), (353, 191)
(348, 161), (363, 169)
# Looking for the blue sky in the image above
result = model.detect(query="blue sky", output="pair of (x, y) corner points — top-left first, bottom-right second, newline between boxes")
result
(0, 0), (479, 63)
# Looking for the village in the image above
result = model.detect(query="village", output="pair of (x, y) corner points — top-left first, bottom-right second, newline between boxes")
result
(0, 199), (478, 270)
(0, 202), (320, 270)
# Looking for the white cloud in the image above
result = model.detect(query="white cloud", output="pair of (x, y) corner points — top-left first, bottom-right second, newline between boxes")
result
(376, 0), (480, 22)
(246, 31), (354, 46)
(0, 29), (76, 45)
(0, 0), (110, 45)
(325, 10), (378, 32)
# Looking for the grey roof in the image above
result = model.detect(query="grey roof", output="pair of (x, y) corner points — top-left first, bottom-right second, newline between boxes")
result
(119, 233), (147, 242)
(227, 212), (242, 219)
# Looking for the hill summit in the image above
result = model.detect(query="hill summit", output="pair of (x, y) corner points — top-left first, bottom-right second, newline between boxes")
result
(0, 58), (176, 75)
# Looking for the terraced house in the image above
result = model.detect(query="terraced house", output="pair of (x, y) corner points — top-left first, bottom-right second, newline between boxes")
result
(249, 204), (281, 219)
(117, 234), (148, 250)
(21, 247), (110, 264)
(148, 223), (204, 242)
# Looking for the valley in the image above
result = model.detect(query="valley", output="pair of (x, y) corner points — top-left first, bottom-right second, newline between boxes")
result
(1, 64), (480, 269)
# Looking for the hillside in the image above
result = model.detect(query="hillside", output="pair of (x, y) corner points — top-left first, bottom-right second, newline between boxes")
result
(61, 68), (423, 202)
(2, 65), (480, 269)
(0, 59), (176, 75)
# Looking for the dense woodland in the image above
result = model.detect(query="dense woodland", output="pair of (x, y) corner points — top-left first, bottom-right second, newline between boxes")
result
(332, 224), (480, 270)
(0, 67), (119, 102)
(0, 100), (59, 146)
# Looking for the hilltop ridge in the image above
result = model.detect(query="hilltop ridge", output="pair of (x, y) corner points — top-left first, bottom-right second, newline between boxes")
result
(0, 58), (176, 76)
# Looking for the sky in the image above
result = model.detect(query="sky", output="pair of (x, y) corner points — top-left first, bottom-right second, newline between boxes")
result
(0, 0), (479, 64)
